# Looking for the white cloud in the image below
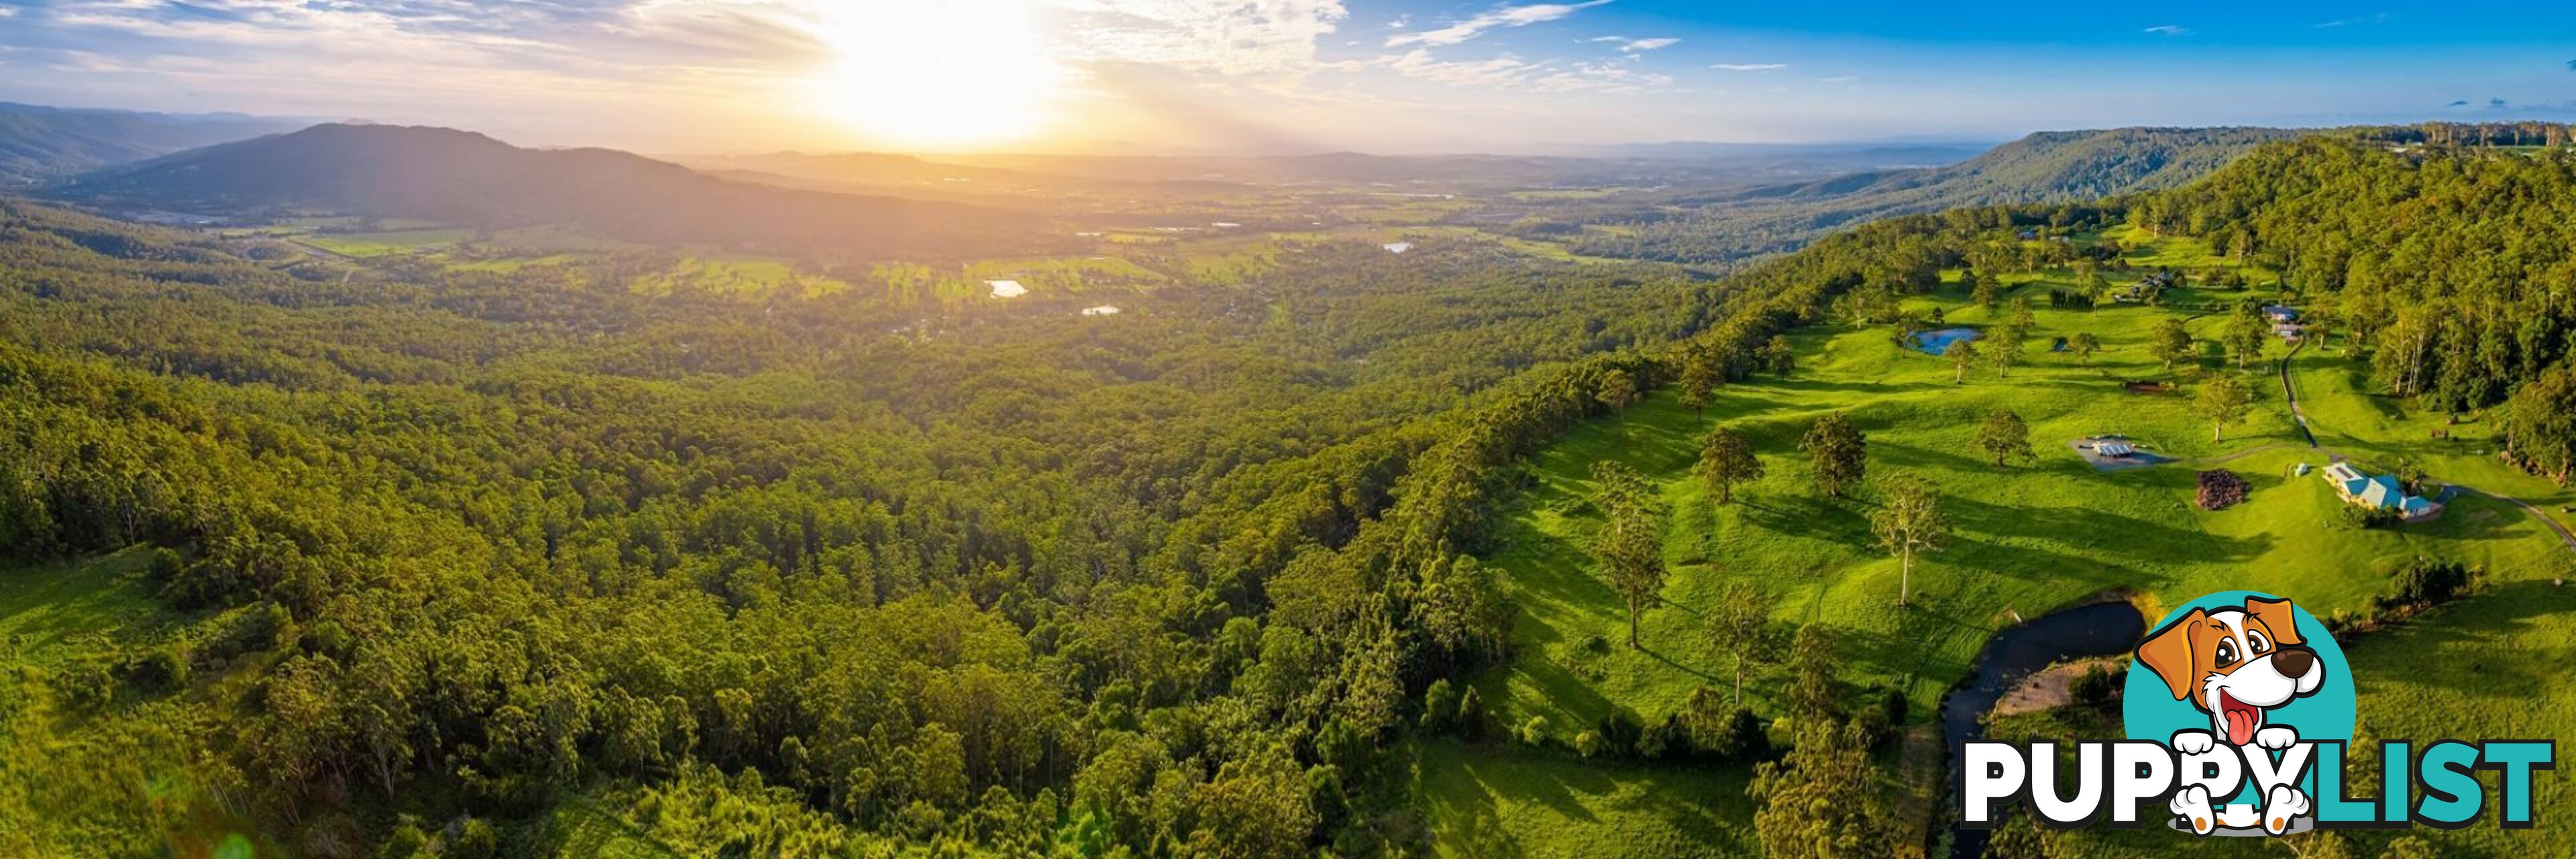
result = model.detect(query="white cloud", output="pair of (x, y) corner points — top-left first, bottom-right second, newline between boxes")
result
(1819, 74), (1856, 83)
(1711, 62), (1787, 71)
(2313, 13), (2388, 28)
(1386, 1), (1613, 48)
(1379, 48), (1666, 94)
(1053, 0), (1351, 77)
(1385, 48), (1541, 88)
(2143, 24), (2190, 36)
(1532, 60), (1669, 93)
(1615, 37), (1678, 52)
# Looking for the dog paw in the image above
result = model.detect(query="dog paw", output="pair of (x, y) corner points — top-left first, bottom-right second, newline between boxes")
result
(2261, 785), (2312, 836)
(2255, 727), (2299, 750)
(2169, 785), (2215, 835)
(2171, 729), (2216, 754)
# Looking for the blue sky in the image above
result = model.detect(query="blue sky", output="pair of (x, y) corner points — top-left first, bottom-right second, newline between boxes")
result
(1, 1), (2571, 153)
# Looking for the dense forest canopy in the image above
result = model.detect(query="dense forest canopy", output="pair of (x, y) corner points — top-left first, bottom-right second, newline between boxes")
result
(0, 187), (1874, 854)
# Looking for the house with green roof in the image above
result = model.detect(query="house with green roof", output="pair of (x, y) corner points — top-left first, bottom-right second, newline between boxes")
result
(2321, 461), (2443, 521)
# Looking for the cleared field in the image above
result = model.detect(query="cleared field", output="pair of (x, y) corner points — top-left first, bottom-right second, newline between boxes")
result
(1415, 243), (2576, 854)
(630, 256), (850, 297)
(1, 548), (272, 858)
(963, 254), (1171, 293)
(1413, 739), (1757, 858)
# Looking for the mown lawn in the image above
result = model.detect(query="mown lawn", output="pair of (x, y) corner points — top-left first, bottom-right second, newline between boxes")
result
(1413, 244), (2576, 854)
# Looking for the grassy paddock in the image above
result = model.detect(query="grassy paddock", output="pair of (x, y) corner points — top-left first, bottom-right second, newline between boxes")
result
(1412, 241), (2576, 853)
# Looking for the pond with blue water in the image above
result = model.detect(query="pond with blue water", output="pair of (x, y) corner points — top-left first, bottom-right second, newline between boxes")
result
(1911, 327), (1980, 355)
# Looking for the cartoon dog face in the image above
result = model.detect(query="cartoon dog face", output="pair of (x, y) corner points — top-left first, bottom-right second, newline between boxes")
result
(2135, 596), (2324, 746)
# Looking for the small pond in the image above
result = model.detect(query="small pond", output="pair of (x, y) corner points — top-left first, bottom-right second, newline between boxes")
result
(1912, 327), (1980, 355)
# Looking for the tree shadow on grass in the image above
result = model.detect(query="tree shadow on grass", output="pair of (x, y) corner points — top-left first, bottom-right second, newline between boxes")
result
(2343, 578), (2576, 701)
(1939, 495), (2273, 566)
(1754, 377), (1952, 397)
(1737, 492), (1876, 548)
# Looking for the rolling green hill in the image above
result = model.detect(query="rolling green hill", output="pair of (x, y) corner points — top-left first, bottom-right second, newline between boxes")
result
(58, 123), (1046, 258)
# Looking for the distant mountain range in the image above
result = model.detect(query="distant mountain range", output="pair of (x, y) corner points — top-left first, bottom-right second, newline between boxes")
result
(1721, 126), (2304, 209)
(59, 123), (1041, 257)
(0, 99), (2302, 264)
(1549, 127), (2304, 264)
(0, 102), (301, 185)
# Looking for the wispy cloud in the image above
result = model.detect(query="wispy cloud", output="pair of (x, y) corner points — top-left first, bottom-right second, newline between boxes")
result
(1379, 46), (1668, 93)
(2312, 12), (2388, 28)
(1386, 1), (1613, 48)
(1819, 74), (1857, 83)
(2566, 59), (2575, 71)
(1615, 37), (1678, 52)
(2143, 24), (2190, 36)
(1711, 62), (1788, 71)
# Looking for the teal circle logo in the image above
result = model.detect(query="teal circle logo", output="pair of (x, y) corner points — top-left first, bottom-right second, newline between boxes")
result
(2124, 591), (2355, 829)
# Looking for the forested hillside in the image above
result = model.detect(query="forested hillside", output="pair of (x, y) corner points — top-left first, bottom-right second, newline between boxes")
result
(2133, 136), (2576, 467)
(1562, 127), (2300, 264)
(0, 102), (295, 185)
(0, 187), (1896, 854)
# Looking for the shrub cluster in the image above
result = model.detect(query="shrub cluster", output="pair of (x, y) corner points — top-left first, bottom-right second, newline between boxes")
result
(2195, 469), (2249, 510)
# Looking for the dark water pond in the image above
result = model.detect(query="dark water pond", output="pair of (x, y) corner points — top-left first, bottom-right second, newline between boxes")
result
(1940, 599), (2146, 858)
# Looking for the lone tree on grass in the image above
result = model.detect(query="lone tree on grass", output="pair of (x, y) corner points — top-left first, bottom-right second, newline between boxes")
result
(2226, 304), (2269, 369)
(2198, 372), (2253, 443)
(2151, 317), (2195, 373)
(1693, 426), (1765, 505)
(1870, 473), (1951, 608)
(1976, 407), (2034, 466)
(2070, 331), (2101, 365)
(1987, 299), (2032, 378)
(1782, 624), (1843, 717)
(1800, 412), (1868, 499)
(1709, 582), (1783, 709)
(1967, 270), (1996, 308)
(1589, 461), (1668, 649)
(1986, 326), (2022, 378)
(1678, 346), (1723, 413)
(1947, 337), (1981, 385)
(1597, 368), (1641, 412)
(1762, 334), (1796, 378)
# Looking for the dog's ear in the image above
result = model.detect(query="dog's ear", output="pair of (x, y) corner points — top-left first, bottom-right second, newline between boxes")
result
(2245, 596), (2303, 647)
(2135, 607), (2207, 702)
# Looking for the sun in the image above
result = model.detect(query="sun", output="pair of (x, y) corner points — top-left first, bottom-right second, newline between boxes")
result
(807, 1), (1063, 151)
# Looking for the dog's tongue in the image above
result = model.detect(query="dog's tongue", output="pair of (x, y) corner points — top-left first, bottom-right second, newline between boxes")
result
(2218, 690), (2257, 745)
(2225, 707), (2256, 746)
